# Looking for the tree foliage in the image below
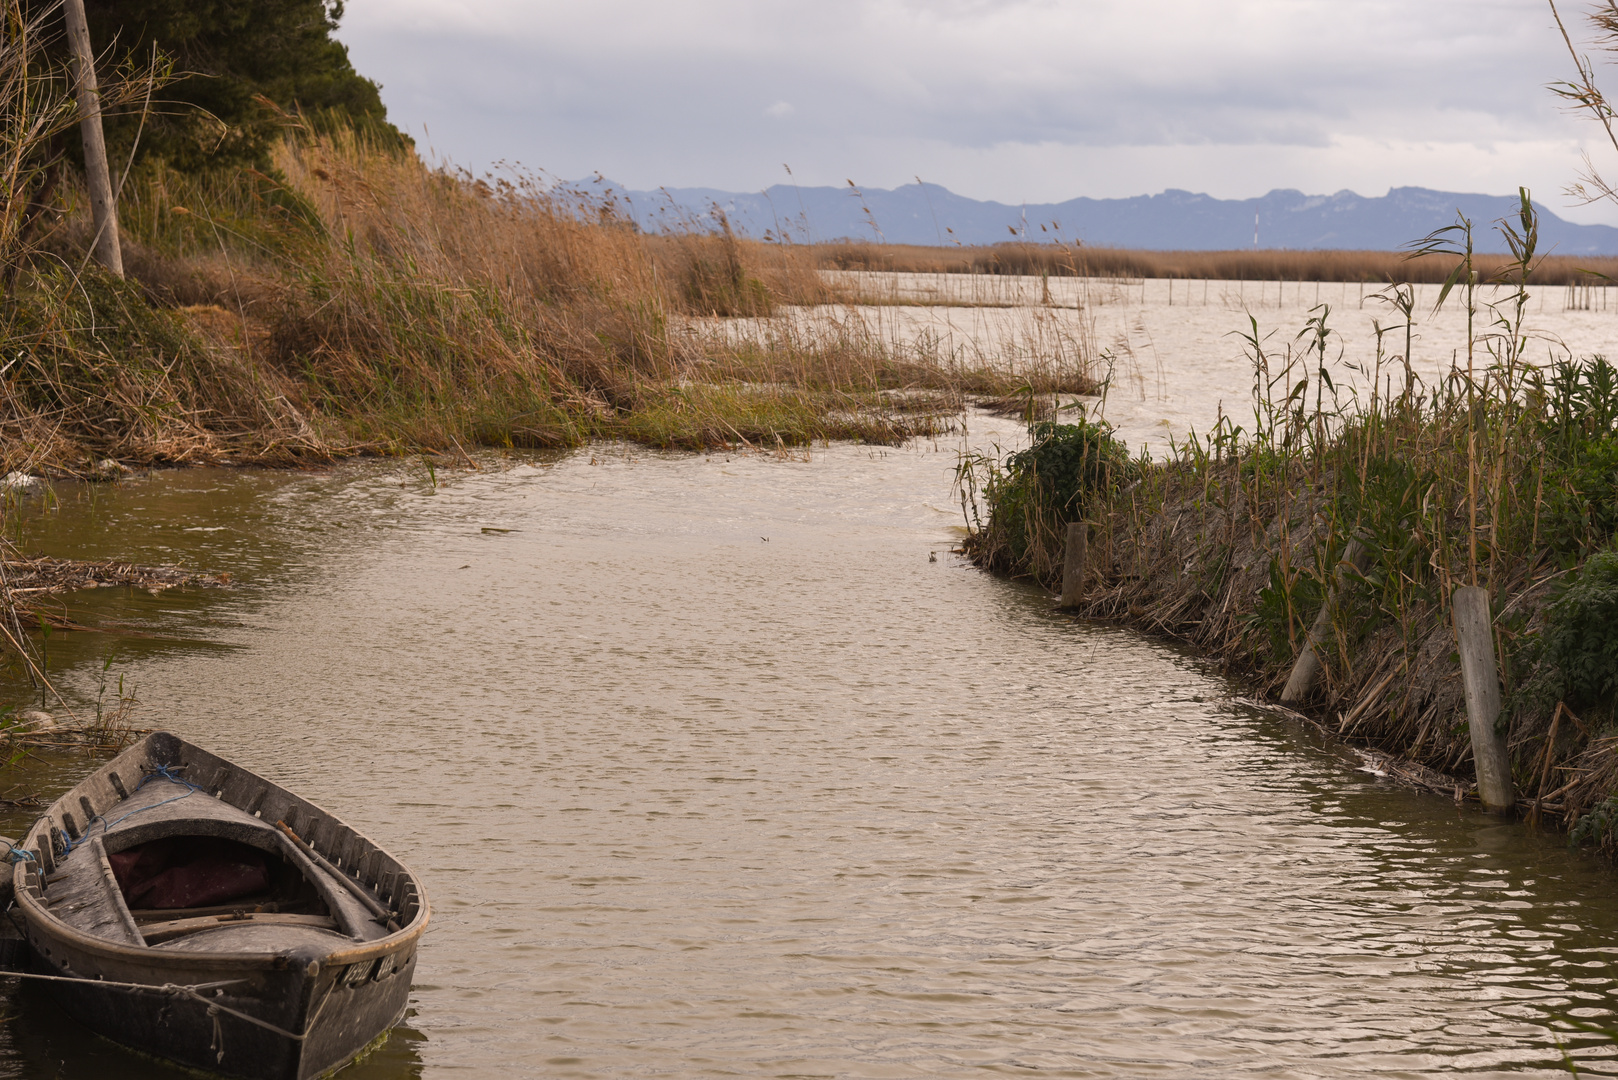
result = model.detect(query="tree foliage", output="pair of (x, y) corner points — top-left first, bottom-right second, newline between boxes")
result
(75, 0), (400, 169)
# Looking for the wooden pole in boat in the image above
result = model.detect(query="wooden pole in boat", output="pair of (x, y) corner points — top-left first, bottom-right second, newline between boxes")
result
(277, 821), (395, 925)
(1058, 521), (1088, 608)
(1280, 538), (1370, 705)
(1453, 585), (1515, 814)
(62, 0), (122, 277)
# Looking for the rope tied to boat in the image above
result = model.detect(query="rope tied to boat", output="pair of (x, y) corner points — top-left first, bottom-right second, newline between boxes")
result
(208, 1002), (225, 1064)
(105, 763), (207, 826)
(0, 967), (313, 1043)
(60, 763), (207, 855)
(173, 983), (313, 1044)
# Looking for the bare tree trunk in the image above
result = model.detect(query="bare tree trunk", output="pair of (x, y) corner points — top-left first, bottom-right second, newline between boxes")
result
(63, 0), (122, 277)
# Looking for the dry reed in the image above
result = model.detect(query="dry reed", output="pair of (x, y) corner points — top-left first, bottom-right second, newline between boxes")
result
(959, 193), (1618, 841)
(1, 128), (1098, 470)
(816, 241), (1618, 287)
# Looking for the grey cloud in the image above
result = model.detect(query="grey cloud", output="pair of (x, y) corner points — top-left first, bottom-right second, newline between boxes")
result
(341, 0), (1598, 200)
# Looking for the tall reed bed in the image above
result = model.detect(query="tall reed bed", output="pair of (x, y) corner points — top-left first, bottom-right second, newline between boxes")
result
(25, 136), (1004, 462)
(0, 30), (1093, 472)
(819, 241), (1618, 287)
(959, 193), (1618, 842)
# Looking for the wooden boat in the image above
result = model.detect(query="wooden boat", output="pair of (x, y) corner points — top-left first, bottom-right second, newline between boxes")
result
(9, 730), (428, 1079)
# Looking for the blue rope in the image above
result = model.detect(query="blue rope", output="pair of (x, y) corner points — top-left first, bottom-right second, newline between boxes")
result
(138, 764), (199, 791)
(102, 765), (205, 829)
(58, 765), (208, 855)
(6, 846), (33, 863)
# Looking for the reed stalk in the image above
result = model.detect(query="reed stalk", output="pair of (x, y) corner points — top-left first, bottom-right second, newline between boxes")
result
(813, 241), (1618, 288)
(958, 191), (1618, 840)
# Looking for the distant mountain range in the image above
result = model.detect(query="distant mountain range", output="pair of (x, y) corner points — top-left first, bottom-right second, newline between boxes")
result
(586, 179), (1618, 254)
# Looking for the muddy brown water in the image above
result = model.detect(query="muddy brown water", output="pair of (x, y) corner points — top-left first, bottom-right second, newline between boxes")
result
(0, 418), (1615, 1077)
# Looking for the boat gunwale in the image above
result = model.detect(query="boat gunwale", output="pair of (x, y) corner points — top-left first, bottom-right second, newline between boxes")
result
(13, 731), (430, 973)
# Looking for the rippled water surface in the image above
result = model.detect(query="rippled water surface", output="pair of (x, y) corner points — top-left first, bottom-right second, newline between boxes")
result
(0, 414), (1617, 1077)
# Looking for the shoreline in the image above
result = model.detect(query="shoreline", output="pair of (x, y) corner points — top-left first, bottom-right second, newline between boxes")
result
(963, 452), (1618, 843)
(8, 429), (1599, 839)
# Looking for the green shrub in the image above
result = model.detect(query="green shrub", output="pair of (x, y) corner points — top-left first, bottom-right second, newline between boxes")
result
(1523, 545), (1618, 727)
(1006, 420), (1134, 524)
(961, 418), (1133, 581)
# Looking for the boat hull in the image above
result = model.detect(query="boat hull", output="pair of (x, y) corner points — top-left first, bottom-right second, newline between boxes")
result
(12, 732), (429, 1079)
(31, 946), (417, 1079)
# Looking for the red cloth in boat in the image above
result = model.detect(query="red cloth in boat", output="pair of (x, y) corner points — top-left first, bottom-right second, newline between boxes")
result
(107, 837), (270, 909)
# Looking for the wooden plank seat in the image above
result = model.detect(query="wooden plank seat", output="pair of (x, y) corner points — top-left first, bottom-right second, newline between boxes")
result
(129, 898), (326, 924)
(141, 912), (340, 946)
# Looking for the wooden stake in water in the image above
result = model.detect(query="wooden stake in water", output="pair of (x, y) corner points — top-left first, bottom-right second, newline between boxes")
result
(63, 0), (122, 277)
(1452, 585), (1515, 814)
(1059, 522), (1088, 608)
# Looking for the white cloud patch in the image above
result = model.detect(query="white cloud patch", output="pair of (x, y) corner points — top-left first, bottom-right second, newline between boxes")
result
(337, 0), (1618, 223)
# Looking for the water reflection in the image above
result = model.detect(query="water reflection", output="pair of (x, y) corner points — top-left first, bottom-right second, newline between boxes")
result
(0, 426), (1612, 1076)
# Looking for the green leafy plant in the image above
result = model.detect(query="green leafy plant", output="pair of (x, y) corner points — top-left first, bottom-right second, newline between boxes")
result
(1530, 546), (1618, 726)
(1571, 794), (1618, 851)
(957, 417), (1133, 583)
(1006, 419), (1134, 525)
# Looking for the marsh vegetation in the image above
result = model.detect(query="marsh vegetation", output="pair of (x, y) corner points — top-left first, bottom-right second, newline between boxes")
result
(958, 190), (1618, 845)
(0, 0), (1106, 477)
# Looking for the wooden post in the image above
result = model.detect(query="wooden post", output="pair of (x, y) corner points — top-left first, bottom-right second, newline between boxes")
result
(1279, 538), (1370, 705)
(1058, 521), (1087, 608)
(1453, 585), (1515, 814)
(63, 0), (122, 277)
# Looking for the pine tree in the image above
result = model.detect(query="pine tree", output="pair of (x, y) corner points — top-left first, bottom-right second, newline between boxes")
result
(77, 0), (400, 169)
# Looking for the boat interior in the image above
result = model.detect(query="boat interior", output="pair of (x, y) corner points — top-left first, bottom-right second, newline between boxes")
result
(105, 830), (344, 946)
(19, 734), (416, 954)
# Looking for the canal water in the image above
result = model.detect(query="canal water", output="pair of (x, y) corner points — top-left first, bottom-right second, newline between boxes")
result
(0, 414), (1616, 1077)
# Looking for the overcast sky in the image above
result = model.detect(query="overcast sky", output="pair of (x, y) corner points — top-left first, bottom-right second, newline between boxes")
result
(340, 0), (1618, 223)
